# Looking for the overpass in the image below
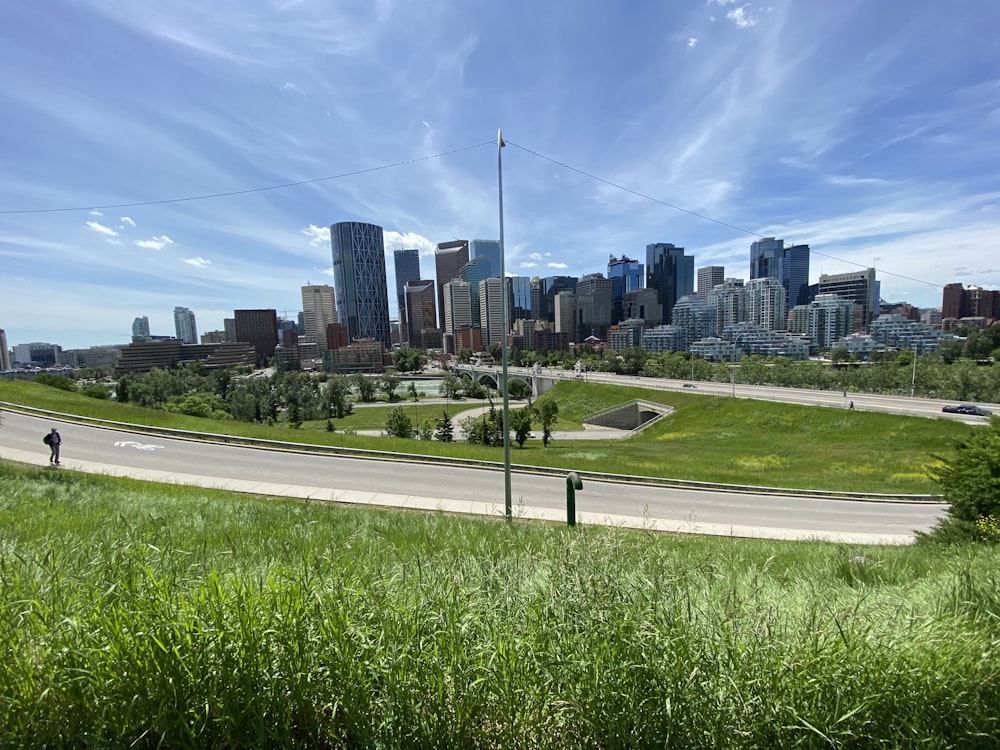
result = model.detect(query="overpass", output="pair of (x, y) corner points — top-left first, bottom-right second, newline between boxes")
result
(452, 363), (567, 398)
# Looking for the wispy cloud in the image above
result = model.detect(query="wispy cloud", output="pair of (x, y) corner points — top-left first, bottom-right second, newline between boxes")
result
(726, 5), (758, 28)
(134, 235), (174, 250)
(182, 257), (211, 268)
(85, 220), (118, 236)
(520, 261), (538, 268)
(824, 175), (893, 187)
(547, 262), (568, 270)
(687, 37), (698, 48)
(120, 216), (136, 227)
(89, 210), (103, 217)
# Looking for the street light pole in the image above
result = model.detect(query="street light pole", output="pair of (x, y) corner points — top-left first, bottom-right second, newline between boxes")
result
(911, 343), (918, 398)
(498, 129), (512, 521)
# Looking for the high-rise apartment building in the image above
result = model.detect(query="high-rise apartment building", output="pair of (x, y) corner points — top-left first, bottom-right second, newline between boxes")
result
(469, 239), (501, 279)
(646, 243), (694, 325)
(817, 268), (879, 332)
(301, 284), (337, 351)
(131, 316), (150, 342)
(173, 307), (198, 344)
(749, 238), (810, 313)
(942, 283), (1000, 321)
(789, 294), (856, 353)
(607, 255), (644, 324)
(435, 240), (469, 331)
(404, 280), (437, 346)
(393, 249), (421, 344)
(234, 308), (279, 364)
(0, 329), (10, 371)
(697, 266), (725, 300)
(745, 277), (787, 331)
(671, 295), (717, 347)
(707, 280), (747, 334)
(478, 277), (505, 347)
(331, 221), (391, 348)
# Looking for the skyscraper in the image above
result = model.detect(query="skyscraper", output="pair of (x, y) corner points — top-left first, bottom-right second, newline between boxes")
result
(575, 273), (614, 341)
(479, 277), (505, 347)
(234, 309), (279, 364)
(393, 249), (421, 344)
(469, 239), (501, 279)
(0, 328), (10, 371)
(607, 255), (644, 324)
(331, 221), (391, 348)
(745, 277), (787, 331)
(697, 266), (725, 300)
(646, 243), (694, 325)
(435, 240), (469, 332)
(459, 256), (492, 328)
(404, 279), (437, 347)
(817, 268), (880, 331)
(442, 279), (473, 336)
(173, 307), (197, 344)
(749, 238), (810, 312)
(131, 316), (150, 342)
(301, 284), (337, 351)
(508, 276), (533, 321)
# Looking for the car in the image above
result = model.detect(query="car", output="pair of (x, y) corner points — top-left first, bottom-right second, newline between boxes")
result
(682, 383), (697, 388)
(942, 404), (993, 416)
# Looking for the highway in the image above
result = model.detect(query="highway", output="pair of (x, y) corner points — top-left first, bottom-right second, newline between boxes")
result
(0, 411), (947, 544)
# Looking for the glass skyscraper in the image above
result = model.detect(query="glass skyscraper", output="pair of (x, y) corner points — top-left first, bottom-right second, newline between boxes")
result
(331, 221), (391, 348)
(645, 243), (694, 325)
(469, 239), (502, 279)
(607, 255), (644, 324)
(393, 248), (421, 344)
(749, 238), (810, 313)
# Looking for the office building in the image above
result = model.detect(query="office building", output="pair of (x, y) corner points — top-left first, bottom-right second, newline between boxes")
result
(697, 266), (725, 300)
(234, 308), (279, 363)
(469, 239), (501, 279)
(393, 249), (422, 344)
(622, 288), (663, 325)
(173, 307), (198, 345)
(478, 277), (505, 347)
(646, 243), (694, 325)
(544, 276), (578, 323)
(942, 283), (1000, 321)
(223, 318), (236, 342)
(575, 273), (614, 341)
(331, 221), (391, 348)
(301, 284), (337, 351)
(0, 329), (9, 371)
(435, 240), (469, 330)
(817, 268), (880, 331)
(749, 238), (810, 312)
(13, 342), (61, 367)
(131, 316), (150, 342)
(404, 280), (437, 347)
(530, 276), (546, 320)
(509, 276), (533, 321)
(745, 277), (787, 331)
(459, 256), (492, 328)
(607, 255), (644, 324)
(554, 291), (577, 337)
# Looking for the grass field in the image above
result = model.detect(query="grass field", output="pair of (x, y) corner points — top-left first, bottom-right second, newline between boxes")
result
(1, 379), (973, 494)
(1, 462), (998, 748)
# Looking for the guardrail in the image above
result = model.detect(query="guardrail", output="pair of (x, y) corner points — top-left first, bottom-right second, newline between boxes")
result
(0, 400), (944, 503)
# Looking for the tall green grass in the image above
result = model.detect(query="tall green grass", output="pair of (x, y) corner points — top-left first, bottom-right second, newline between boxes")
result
(1, 462), (998, 748)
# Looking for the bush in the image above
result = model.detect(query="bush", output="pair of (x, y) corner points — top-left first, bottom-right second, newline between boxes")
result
(384, 406), (413, 438)
(923, 418), (1000, 543)
(34, 373), (76, 391)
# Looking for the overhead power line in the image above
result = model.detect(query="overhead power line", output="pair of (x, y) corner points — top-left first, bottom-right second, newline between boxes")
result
(506, 139), (943, 291)
(0, 140), (495, 215)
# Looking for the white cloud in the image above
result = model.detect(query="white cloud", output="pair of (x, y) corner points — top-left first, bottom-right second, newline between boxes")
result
(528, 252), (543, 260)
(120, 216), (136, 228)
(422, 120), (430, 128)
(182, 257), (211, 268)
(106, 238), (122, 245)
(520, 261), (538, 268)
(825, 174), (892, 187)
(687, 37), (698, 48)
(134, 235), (174, 250)
(382, 230), (436, 256)
(281, 82), (305, 95)
(89, 210), (103, 217)
(547, 261), (569, 269)
(301, 224), (330, 247)
(320, 266), (334, 276)
(85, 220), (118, 236)
(727, 5), (758, 28)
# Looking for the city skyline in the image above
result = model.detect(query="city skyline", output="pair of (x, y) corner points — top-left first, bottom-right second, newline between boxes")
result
(2, 1), (999, 349)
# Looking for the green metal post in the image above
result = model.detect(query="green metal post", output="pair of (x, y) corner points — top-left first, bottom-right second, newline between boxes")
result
(566, 471), (582, 527)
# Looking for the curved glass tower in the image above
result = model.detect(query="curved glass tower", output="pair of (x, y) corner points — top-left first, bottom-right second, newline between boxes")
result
(331, 222), (391, 348)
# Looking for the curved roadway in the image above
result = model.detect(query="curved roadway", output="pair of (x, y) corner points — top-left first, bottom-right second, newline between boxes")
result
(0, 411), (945, 544)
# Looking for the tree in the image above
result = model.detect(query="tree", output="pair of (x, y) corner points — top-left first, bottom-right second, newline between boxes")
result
(620, 347), (648, 376)
(435, 411), (454, 442)
(352, 374), (378, 402)
(393, 347), (427, 373)
(510, 407), (533, 448)
(321, 375), (353, 419)
(457, 348), (473, 364)
(535, 398), (559, 448)
(384, 406), (413, 438)
(507, 379), (531, 400)
(378, 373), (401, 402)
(924, 418), (1000, 542)
(440, 373), (464, 401)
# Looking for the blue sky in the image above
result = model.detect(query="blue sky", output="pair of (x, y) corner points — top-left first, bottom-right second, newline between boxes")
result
(2, 0), (999, 350)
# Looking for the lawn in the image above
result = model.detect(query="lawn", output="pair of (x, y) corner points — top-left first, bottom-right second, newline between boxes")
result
(0, 462), (997, 748)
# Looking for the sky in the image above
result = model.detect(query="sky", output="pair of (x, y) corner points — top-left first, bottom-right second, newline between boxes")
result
(2, 0), (1000, 350)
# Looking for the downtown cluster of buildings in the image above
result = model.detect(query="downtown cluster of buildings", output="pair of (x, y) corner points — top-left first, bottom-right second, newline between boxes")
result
(4, 221), (999, 375)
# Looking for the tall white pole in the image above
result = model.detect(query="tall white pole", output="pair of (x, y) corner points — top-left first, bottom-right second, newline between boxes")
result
(498, 129), (512, 521)
(911, 344), (918, 398)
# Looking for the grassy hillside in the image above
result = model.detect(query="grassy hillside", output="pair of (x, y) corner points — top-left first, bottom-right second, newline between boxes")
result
(0, 462), (997, 748)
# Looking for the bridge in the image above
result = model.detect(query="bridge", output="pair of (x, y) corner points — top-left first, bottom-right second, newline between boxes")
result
(451, 364), (571, 398)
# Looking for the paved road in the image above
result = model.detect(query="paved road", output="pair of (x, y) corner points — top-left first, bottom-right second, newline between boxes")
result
(0, 412), (946, 544)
